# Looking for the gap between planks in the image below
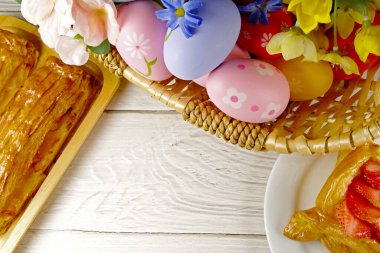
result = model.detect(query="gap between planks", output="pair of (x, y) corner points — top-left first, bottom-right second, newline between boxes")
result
(26, 228), (268, 238)
(105, 110), (178, 115)
(17, 229), (270, 253)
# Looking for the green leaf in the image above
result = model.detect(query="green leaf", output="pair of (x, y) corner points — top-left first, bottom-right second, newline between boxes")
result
(143, 57), (157, 77)
(15, 0), (22, 3)
(153, 0), (163, 7)
(74, 34), (83, 40)
(165, 29), (173, 42)
(337, 0), (371, 13)
(88, 39), (110, 55)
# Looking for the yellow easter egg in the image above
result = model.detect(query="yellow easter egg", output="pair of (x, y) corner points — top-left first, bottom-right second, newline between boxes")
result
(273, 57), (334, 101)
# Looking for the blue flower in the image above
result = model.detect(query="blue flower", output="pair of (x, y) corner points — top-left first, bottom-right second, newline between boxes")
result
(238, 0), (282, 25)
(155, 0), (204, 38)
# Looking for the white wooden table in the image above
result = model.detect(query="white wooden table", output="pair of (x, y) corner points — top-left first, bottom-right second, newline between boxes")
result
(1, 2), (278, 252)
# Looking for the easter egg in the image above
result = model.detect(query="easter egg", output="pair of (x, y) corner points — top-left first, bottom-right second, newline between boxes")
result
(116, 1), (171, 81)
(237, 8), (293, 60)
(164, 0), (241, 80)
(273, 57), (333, 101)
(207, 59), (290, 123)
(193, 44), (250, 87)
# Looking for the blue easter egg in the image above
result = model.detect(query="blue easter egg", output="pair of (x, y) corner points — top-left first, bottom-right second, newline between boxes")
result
(164, 0), (241, 80)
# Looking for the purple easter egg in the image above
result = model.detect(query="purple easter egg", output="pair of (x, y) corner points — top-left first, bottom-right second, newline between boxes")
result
(164, 0), (241, 80)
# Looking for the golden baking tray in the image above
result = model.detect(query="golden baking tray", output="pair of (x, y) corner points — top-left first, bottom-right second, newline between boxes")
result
(0, 16), (120, 252)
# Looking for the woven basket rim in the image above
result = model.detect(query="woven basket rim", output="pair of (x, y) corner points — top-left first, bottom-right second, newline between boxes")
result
(92, 49), (380, 155)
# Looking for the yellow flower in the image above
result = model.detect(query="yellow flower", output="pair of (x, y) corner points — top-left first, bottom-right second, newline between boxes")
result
(307, 29), (329, 50)
(318, 52), (359, 75)
(325, 5), (376, 39)
(373, 0), (380, 9)
(288, 0), (332, 34)
(266, 28), (318, 62)
(350, 3), (376, 24)
(354, 25), (380, 62)
(335, 8), (357, 39)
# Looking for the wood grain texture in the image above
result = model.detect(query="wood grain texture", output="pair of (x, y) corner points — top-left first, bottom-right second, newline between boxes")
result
(0, 1), (19, 12)
(17, 230), (270, 253)
(29, 113), (277, 235)
(106, 79), (171, 111)
(0, 2), (21, 22)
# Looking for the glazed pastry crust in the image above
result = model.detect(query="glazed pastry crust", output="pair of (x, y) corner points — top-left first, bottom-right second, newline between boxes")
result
(284, 145), (380, 253)
(0, 57), (100, 234)
(0, 29), (38, 115)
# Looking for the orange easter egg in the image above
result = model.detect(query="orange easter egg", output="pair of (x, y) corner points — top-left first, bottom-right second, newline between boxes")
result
(273, 58), (334, 101)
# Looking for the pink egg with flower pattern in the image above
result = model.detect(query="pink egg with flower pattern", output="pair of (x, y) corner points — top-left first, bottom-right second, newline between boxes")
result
(193, 44), (250, 87)
(206, 59), (290, 123)
(116, 1), (171, 81)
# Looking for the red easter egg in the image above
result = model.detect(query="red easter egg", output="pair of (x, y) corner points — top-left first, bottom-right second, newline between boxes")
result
(373, 11), (380, 25)
(237, 8), (293, 60)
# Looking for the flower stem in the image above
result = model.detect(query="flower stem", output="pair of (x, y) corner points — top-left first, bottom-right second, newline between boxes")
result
(333, 0), (338, 52)
(362, 5), (371, 28)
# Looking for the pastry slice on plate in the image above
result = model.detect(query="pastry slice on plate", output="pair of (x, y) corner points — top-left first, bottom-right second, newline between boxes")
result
(285, 144), (380, 252)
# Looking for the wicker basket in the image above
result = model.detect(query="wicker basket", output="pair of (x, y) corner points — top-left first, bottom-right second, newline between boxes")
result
(92, 49), (380, 155)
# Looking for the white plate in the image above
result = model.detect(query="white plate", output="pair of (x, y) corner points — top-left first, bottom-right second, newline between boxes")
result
(264, 153), (339, 253)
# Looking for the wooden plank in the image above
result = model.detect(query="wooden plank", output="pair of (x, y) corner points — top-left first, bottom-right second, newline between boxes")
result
(0, 11), (22, 18)
(0, 1), (20, 12)
(106, 79), (172, 111)
(17, 230), (270, 253)
(27, 112), (277, 235)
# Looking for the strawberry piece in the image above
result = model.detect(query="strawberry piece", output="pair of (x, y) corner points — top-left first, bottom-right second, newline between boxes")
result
(362, 160), (380, 176)
(351, 176), (380, 208)
(361, 160), (380, 189)
(335, 200), (372, 239)
(363, 173), (380, 190)
(346, 185), (380, 227)
(372, 226), (380, 244)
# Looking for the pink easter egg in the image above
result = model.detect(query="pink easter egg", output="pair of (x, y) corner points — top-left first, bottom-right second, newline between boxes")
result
(194, 44), (250, 87)
(116, 1), (171, 81)
(206, 59), (290, 123)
